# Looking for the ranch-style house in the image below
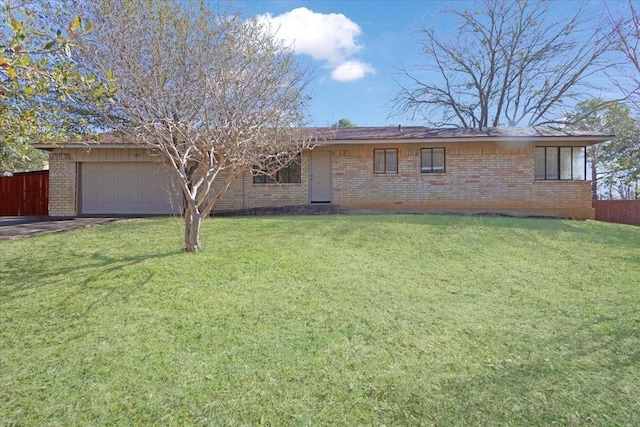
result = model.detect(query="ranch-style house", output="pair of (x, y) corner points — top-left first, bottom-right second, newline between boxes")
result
(39, 126), (611, 219)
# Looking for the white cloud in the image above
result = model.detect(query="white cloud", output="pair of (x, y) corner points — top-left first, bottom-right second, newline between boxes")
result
(256, 7), (375, 82)
(331, 60), (376, 82)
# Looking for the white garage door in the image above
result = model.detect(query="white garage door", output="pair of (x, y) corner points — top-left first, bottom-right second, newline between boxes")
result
(82, 163), (182, 215)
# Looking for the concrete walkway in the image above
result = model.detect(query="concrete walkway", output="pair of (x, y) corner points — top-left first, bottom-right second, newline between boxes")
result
(0, 217), (124, 241)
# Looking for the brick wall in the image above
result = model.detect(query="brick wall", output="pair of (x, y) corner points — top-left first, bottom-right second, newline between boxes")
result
(48, 142), (595, 219)
(48, 152), (77, 216)
(48, 147), (161, 216)
(329, 142), (594, 219)
(213, 153), (309, 211)
(48, 147), (309, 215)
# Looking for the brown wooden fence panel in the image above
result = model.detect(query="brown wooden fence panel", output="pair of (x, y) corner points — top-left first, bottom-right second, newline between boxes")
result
(592, 200), (640, 226)
(0, 171), (49, 216)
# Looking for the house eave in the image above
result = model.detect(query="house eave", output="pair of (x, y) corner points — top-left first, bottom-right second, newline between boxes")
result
(33, 126), (612, 149)
(318, 136), (610, 146)
(33, 142), (143, 150)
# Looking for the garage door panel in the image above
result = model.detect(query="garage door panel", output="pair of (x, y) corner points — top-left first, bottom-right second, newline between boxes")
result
(82, 163), (182, 215)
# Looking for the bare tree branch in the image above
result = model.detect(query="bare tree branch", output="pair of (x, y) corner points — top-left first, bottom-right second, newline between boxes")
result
(390, 0), (621, 128)
(606, 0), (640, 111)
(83, 0), (314, 252)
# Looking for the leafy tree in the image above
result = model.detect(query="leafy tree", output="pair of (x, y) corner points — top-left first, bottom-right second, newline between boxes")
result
(391, 0), (618, 128)
(0, 0), (110, 173)
(85, 0), (314, 252)
(568, 99), (640, 199)
(331, 118), (357, 127)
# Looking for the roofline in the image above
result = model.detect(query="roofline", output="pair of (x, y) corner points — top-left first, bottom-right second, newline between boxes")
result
(34, 136), (610, 150)
(33, 126), (612, 149)
(33, 142), (140, 150)
(319, 136), (610, 145)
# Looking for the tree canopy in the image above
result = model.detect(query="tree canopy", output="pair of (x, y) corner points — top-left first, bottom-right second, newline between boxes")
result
(390, 0), (619, 128)
(85, 0), (314, 251)
(0, 0), (111, 173)
(331, 118), (357, 127)
(568, 99), (640, 199)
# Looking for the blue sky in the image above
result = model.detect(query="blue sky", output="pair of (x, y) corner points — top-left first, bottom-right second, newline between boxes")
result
(233, 0), (631, 127)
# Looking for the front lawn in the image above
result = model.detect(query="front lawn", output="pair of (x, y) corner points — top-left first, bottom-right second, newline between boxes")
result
(1, 215), (639, 425)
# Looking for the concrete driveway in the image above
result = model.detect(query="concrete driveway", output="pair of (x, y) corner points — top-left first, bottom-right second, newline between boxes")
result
(0, 217), (124, 241)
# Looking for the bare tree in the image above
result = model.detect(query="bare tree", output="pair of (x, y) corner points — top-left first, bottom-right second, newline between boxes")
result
(608, 1), (640, 111)
(390, 0), (618, 128)
(83, 0), (314, 252)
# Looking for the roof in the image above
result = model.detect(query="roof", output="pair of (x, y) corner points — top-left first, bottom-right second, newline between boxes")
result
(34, 126), (612, 149)
(308, 126), (611, 144)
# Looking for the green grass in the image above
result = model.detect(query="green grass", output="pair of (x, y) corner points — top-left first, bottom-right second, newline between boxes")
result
(1, 215), (639, 426)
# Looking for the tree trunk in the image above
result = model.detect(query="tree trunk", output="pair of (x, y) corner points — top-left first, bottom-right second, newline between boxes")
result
(591, 161), (598, 200)
(608, 176), (613, 200)
(184, 207), (203, 252)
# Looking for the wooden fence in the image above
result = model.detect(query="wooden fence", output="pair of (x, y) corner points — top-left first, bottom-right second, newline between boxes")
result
(592, 200), (640, 226)
(0, 170), (49, 216)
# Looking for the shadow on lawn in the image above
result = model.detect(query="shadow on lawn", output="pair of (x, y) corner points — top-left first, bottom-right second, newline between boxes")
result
(348, 213), (586, 229)
(0, 249), (181, 303)
(412, 311), (640, 424)
(291, 213), (639, 249)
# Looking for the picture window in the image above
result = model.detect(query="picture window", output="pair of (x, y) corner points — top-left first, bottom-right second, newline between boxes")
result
(534, 147), (586, 180)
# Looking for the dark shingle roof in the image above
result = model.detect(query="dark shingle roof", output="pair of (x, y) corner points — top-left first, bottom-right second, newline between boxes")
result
(309, 126), (612, 142)
(35, 126), (612, 149)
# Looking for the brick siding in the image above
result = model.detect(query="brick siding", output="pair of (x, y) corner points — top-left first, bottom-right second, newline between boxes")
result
(47, 142), (595, 219)
(328, 142), (594, 218)
(48, 152), (77, 216)
(48, 147), (162, 216)
(213, 154), (309, 211)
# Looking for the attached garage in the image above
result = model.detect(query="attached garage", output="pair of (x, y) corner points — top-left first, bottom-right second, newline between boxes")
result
(41, 128), (611, 219)
(81, 163), (182, 215)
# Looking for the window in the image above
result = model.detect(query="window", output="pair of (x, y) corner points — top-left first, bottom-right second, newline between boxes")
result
(421, 148), (446, 173)
(534, 147), (586, 180)
(253, 155), (301, 184)
(374, 149), (398, 174)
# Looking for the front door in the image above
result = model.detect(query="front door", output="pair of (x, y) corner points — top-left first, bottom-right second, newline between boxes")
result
(310, 150), (331, 202)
